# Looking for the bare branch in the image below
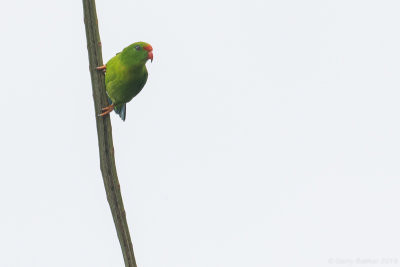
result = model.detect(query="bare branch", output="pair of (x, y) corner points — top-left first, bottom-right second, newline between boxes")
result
(82, 1), (137, 266)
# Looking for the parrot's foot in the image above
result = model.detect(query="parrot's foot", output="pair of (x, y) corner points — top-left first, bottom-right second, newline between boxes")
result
(96, 65), (106, 72)
(98, 104), (114, 117)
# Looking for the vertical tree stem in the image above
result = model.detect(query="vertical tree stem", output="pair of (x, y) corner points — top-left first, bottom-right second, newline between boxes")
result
(82, 1), (137, 266)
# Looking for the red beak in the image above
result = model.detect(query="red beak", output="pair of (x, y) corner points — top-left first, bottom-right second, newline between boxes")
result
(144, 44), (153, 62)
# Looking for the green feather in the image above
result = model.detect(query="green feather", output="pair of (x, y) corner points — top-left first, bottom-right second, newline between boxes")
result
(104, 41), (152, 121)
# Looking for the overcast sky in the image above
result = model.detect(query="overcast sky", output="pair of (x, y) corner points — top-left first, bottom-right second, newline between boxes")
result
(1, 0), (400, 266)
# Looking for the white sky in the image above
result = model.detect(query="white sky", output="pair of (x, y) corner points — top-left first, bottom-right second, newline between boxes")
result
(1, 0), (400, 266)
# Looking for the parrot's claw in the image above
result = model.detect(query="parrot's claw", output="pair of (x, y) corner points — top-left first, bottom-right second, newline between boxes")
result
(98, 104), (114, 117)
(96, 65), (106, 72)
(102, 106), (112, 111)
(98, 109), (113, 117)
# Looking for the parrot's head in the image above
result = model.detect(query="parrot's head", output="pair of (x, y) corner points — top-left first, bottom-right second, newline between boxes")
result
(122, 41), (153, 65)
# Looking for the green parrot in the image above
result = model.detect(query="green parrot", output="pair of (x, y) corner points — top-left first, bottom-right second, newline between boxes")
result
(97, 41), (153, 121)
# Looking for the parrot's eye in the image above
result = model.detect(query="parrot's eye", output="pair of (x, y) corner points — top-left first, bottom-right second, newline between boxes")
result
(135, 45), (141, 51)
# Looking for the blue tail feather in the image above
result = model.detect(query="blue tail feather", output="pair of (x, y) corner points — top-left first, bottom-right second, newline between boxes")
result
(116, 104), (126, 121)
(107, 97), (126, 121)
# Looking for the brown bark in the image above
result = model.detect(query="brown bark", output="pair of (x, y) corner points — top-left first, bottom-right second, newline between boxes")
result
(82, 1), (137, 266)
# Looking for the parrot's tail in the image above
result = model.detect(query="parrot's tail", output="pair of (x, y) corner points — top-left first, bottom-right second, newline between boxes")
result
(114, 104), (126, 121)
(107, 97), (126, 121)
